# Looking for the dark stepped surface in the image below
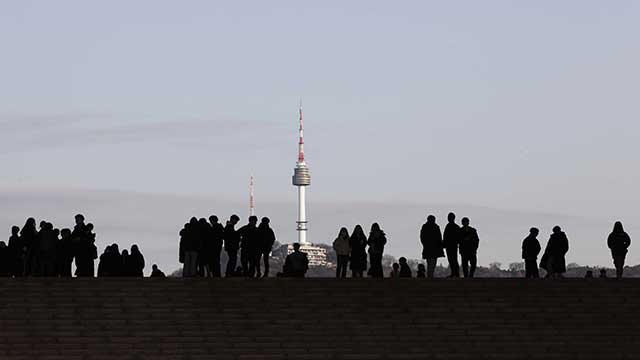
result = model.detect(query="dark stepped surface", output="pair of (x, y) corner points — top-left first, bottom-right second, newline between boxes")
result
(0, 278), (639, 360)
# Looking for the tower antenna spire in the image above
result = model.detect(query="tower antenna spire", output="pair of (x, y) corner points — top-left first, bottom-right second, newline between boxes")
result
(297, 99), (305, 163)
(249, 175), (255, 217)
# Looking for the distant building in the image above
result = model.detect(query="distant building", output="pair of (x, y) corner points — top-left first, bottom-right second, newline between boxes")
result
(273, 243), (329, 267)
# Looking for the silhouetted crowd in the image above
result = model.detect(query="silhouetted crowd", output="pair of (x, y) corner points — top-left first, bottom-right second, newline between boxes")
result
(1, 214), (162, 278)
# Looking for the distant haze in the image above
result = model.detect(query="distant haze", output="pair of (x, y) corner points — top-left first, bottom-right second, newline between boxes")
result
(1, 2), (639, 272)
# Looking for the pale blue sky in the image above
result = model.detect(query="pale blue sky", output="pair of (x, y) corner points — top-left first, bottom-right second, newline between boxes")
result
(1, 1), (639, 269)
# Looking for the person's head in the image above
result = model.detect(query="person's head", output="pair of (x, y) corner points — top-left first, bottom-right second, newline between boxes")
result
(613, 221), (624, 233)
(260, 217), (270, 225)
(600, 269), (607, 276)
(25, 217), (36, 229)
(230, 214), (240, 225)
(529, 227), (539, 236)
(39, 221), (46, 230)
(293, 243), (301, 252)
(427, 215), (436, 223)
(370, 223), (380, 233)
(198, 218), (207, 226)
(249, 215), (258, 224)
(338, 227), (349, 238)
(61, 228), (71, 239)
(152, 264), (158, 271)
(354, 225), (363, 236)
(122, 249), (129, 256)
(189, 217), (198, 225)
(11, 226), (19, 235)
(0, 241), (6, 249)
(461, 217), (470, 226)
(111, 243), (119, 253)
(585, 270), (594, 278)
(86, 223), (94, 232)
(75, 214), (85, 225)
(399, 257), (407, 265)
(209, 215), (219, 224)
(448, 212), (456, 223)
(131, 244), (140, 254)
(392, 263), (399, 271)
(417, 264), (426, 271)
(552, 226), (561, 234)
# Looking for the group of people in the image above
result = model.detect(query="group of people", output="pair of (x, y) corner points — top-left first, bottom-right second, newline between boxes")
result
(332, 223), (388, 278)
(0, 214), (98, 277)
(178, 215), (276, 278)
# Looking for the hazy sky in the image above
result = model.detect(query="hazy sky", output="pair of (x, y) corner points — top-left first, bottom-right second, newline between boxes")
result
(1, 1), (639, 270)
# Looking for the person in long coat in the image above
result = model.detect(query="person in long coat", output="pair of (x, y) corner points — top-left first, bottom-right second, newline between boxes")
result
(349, 225), (368, 278)
(332, 227), (351, 279)
(540, 226), (569, 278)
(607, 221), (631, 278)
(420, 215), (444, 278)
(367, 223), (387, 278)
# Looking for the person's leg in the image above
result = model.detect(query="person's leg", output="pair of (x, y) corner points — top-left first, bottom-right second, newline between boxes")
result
(524, 259), (532, 278)
(263, 251), (270, 277)
(426, 258), (436, 278)
(336, 257), (342, 278)
(212, 251), (221, 278)
(254, 253), (262, 278)
(469, 254), (477, 278)
(461, 255), (469, 278)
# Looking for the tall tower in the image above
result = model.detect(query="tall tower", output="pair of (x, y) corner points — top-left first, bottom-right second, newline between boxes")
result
(249, 175), (255, 217)
(292, 102), (311, 244)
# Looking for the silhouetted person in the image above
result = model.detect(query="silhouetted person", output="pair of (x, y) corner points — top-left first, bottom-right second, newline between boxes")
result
(332, 227), (351, 278)
(283, 243), (308, 277)
(72, 214), (96, 277)
(585, 270), (594, 278)
(599, 269), (608, 278)
(459, 217), (479, 278)
(540, 226), (569, 278)
(207, 215), (224, 277)
(239, 216), (259, 277)
(37, 222), (58, 276)
(399, 257), (412, 278)
(442, 212), (461, 278)
(0, 241), (10, 276)
(20, 218), (37, 276)
(390, 263), (400, 278)
(196, 218), (210, 277)
(150, 264), (166, 277)
(416, 264), (426, 278)
(420, 215), (444, 278)
(349, 225), (368, 278)
(57, 228), (73, 277)
(128, 245), (145, 277)
(121, 249), (131, 275)
(223, 215), (240, 277)
(179, 217), (200, 277)
(8, 225), (23, 277)
(607, 221), (631, 278)
(367, 223), (387, 278)
(256, 217), (276, 278)
(105, 244), (122, 276)
(522, 227), (541, 278)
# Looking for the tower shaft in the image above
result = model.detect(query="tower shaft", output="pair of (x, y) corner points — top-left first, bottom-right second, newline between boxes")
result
(292, 102), (310, 244)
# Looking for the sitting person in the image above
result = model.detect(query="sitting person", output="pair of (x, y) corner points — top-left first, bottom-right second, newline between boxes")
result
(599, 269), (608, 278)
(390, 263), (400, 278)
(416, 264), (426, 278)
(150, 264), (166, 277)
(584, 270), (594, 278)
(399, 257), (412, 278)
(283, 243), (309, 277)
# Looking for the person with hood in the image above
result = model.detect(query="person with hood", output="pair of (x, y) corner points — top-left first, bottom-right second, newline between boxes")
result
(522, 227), (542, 278)
(129, 245), (145, 277)
(459, 217), (480, 278)
(399, 257), (412, 278)
(442, 212), (461, 278)
(607, 221), (631, 278)
(238, 216), (259, 277)
(223, 215), (240, 277)
(367, 223), (387, 278)
(179, 217), (200, 277)
(420, 215), (444, 278)
(332, 227), (351, 278)
(349, 225), (368, 278)
(256, 217), (276, 278)
(20, 218), (37, 276)
(540, 226), (569, 278)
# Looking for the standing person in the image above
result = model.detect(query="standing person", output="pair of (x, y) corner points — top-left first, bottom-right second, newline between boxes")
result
(442, 212), (461, 278)
(420, 215), (444, 278)
(71, 214), (91, 277)
(0, 242), (10, 276)
(522, 227), (541, 278)
(37, 222), (58, 276)
(332, 228), (351, 278)
(459, 217), (480, 278)
(208, 215), (224, 278)
(129, 245), (145, 277)
(179, 218), (200, 277)
(607, 221), (631, 279)
(57, 228), (74, 277)
(8, 225), (23, 277)
(238, 216), (259, 277)
(349, 225), (368, 278)
(20, 218), (37, 276)
(223, 215), (240, 277)
(367, 223), (387, 278)
(196, 218), (210, 277)
(540, 226), (569, 278)
(256, 217), (276, 278)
